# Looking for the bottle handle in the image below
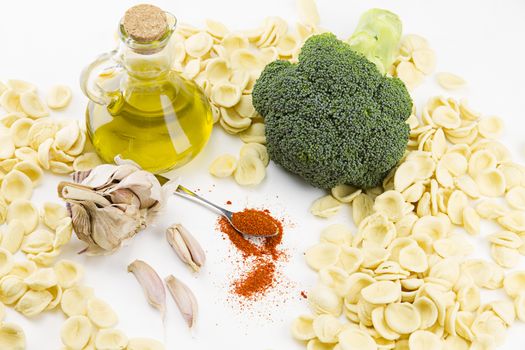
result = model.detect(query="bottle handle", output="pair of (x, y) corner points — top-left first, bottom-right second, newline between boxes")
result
(80, 50), (122, 105)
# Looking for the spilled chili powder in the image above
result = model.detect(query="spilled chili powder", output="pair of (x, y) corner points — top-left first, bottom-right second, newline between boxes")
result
(217, 209), (286, 300)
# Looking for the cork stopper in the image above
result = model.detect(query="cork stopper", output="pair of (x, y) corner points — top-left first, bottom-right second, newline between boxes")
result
(122, 4), (168, 43)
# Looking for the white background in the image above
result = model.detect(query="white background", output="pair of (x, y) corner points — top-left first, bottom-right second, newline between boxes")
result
(1, 0), (525, 349)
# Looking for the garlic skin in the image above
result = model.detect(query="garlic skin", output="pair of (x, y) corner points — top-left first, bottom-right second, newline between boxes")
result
(58, 162), (177, 255)
(166, 224), (206, 272)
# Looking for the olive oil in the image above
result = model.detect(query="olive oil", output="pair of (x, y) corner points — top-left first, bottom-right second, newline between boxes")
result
(86, 72), (213, 173)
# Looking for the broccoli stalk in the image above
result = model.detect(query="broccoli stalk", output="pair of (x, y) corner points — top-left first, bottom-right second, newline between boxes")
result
(252, 33), (412, 190)
(347, 8), (402, 74)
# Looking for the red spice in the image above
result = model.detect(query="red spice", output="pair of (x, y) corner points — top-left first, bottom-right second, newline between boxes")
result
(231, 209), (278, 237)
(300, 291), (308, 299)
(217, 208), (286, 301)
(226, 200), (232, 205)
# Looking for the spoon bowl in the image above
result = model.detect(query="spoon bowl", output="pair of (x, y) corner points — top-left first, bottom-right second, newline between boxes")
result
(173, 184), (279, 238)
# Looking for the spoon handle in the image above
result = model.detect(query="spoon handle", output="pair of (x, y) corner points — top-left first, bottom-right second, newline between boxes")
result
(174, 185), (232, 218)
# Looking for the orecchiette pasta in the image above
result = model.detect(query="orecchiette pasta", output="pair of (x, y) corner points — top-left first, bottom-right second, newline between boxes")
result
(209, 154), (237, 178)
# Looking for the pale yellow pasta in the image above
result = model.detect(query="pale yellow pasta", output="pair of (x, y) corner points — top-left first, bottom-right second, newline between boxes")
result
(312, 314), (342, 343)
(310, 195), (341, 218)
(19, 91), (49, 118)
(488, 231), (522, 249)
(436, 72), (466, 90)
(60, 285), (94, 317)
(305, 243), (340, 271)
(396, 61), (424, 90)
(72, 152), (102, 171)
(21, 229), (54, 254)
(497, 210), (525, 232)
(291, 315), (316, 341)
(205, 19), (229, 39)
(412, 216), (447, 240)
(468, 150), (497, 178)
(476, 168), (506, 197)
(46, 85), (72, 109)
(184, 32), (213, 58)
(42, 202), (68, 230)
(504, 272), (525, 300)
(506, 186), (525, 210)
(54, 259), (83, 289)
(0, 275), (26, 305)
(7, 199), (39, 233)
(385, 302), (421, 334)
(491, 244), (519, 268)
(0, 90), (23, 113)
(60, 315), (92, 349)
(515, 294), (525, 322)
(0, 248), (14, 278)
(372, 191), (406, 222)
(358, 213), (396, 248)
(54, 218), (73, 248)
(239, 143), (269, 166)
(239, 122), (265, 144)
(478, 116), (504, 139)
(371, 306), (400, 340)
(0, 134), (15, 160)
(0, 323), (25, 350)
(394, 161), (418, 192)
(127, 338), (165, 350)
(25, 267), (57, 290)
(1, 219), (25, 253)
(10, 261), (37, 279)
(412, 48), (436, 74)
(338, 246), (363, 274)
(6, 79), (36, 93)
(398, 244), (428, 273)
(0, 170), (33, 202)
(352, 193), (374, 225)
(475, 200), (508, 219)
(498, 162), (524, 190)
(233, 154), (265, 186)
(14, 289), (53, 317)
(308, 283), (342, 316)
(361, 281), (401, 304)
(447, 190), (468, 225)
(10, 117), (34, 147)
(87, 297), (118, 328)
(95, 328), (129, 350)
(462, 207), (480, 235)
(338, 328), (376, 350)
(209, 154), (237, 178)
(432, 105), (461, 129)
(454, 175), (480, 199)
(409, 330), (442, 350)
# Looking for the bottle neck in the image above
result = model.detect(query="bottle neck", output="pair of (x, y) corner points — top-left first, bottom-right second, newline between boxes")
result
(119, 42), (173, 80)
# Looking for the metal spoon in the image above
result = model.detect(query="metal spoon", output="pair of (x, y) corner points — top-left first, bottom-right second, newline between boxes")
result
(173, 184), (279, 238)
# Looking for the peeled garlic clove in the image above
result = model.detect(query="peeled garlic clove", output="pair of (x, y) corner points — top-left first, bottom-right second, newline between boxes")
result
(1, 219), (25, 254)
(165, 274), (198, 328)
(42, 202), (68, 230)
(14, 289), (53, 317)
(127, 338), (165, 350)
(0, 323), (26, 350)
(0, 134), (15, 160)
(7, 199), (39, 233)
(95, 329), (128, 350)
(166, 224), (206, 272)
(9, 117), (34, 147)
(60, 315), (92, 349)
(87, 297), (118, 328)
(0, 170), (33, 202)
(73, 152), (102, 171)
(47, 85), (72, 109)
(60, 285), (94, 317)
(128, 260), (166, 321)
(13, 160), (43, 185)
(19, 91), (49, 118)
(54, 259), (83, 288)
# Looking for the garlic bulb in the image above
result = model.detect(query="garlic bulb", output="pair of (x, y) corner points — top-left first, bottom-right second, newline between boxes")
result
(58, 162), (176, 255)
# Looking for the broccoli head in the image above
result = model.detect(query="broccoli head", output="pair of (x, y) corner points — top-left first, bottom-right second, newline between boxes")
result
(252, 32), (412, 189)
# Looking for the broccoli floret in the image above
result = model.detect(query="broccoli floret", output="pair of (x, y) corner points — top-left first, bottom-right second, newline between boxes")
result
(252, 32), (412, 189)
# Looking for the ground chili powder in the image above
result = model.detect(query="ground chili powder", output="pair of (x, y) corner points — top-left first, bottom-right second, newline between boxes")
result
(217, 208), (286, 300)
(231, 209), (278, 237)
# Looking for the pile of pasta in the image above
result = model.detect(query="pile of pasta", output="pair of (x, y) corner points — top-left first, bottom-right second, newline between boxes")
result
(0, 80), (164, 349)
(300, 97), (525, 350)
(169, 1), (321, 186)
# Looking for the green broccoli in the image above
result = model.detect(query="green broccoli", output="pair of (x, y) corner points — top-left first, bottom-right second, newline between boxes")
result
(252, 32), (412, 190)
